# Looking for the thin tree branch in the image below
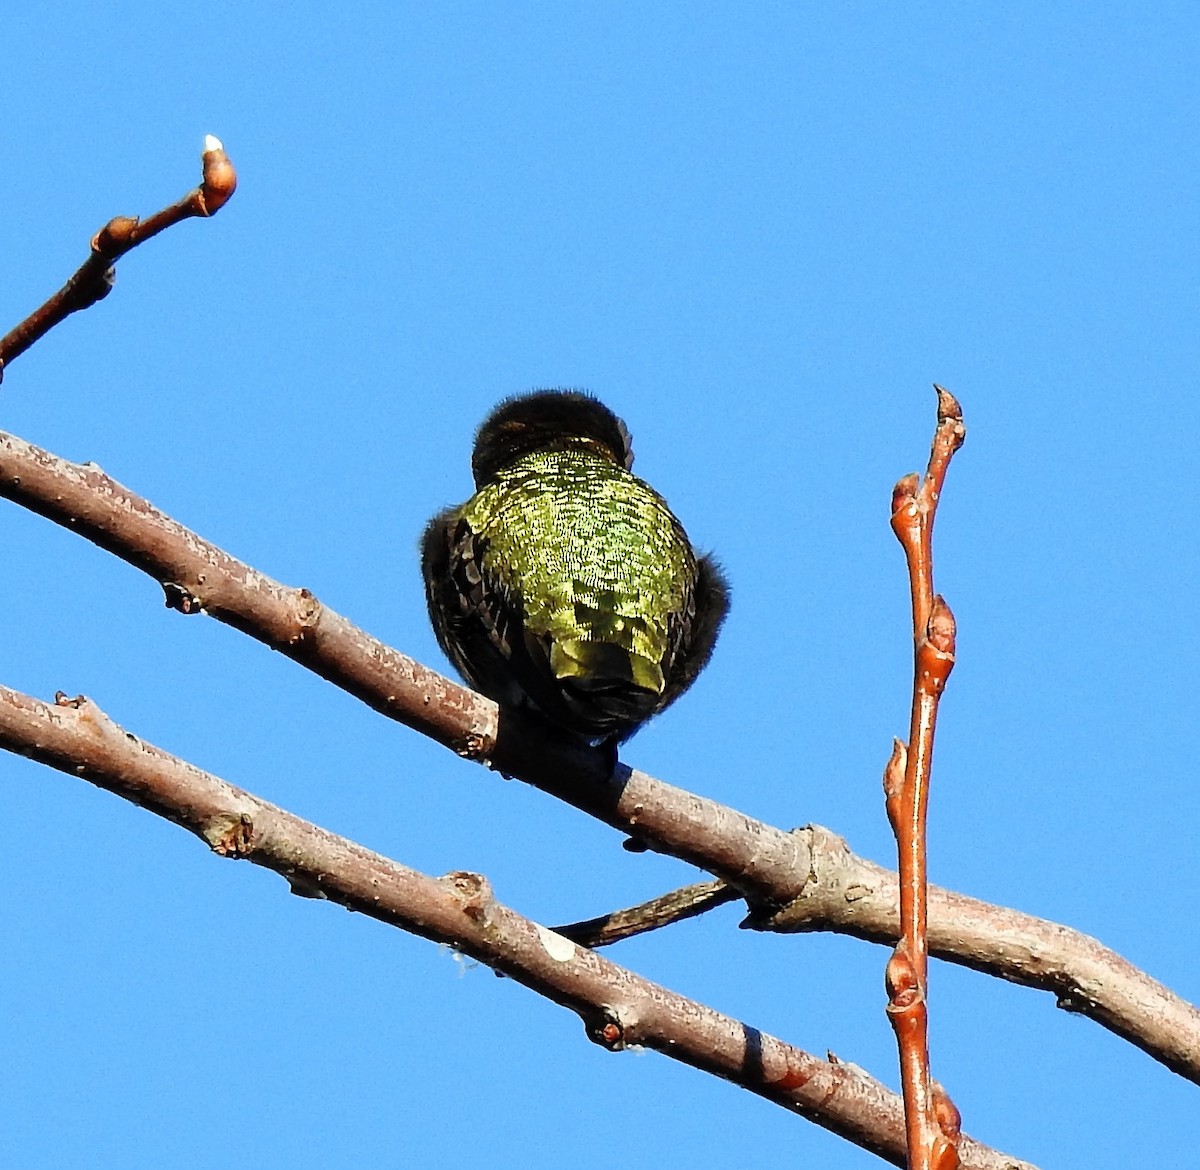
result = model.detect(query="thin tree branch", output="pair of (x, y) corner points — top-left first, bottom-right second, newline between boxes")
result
(884, 386), (967, 1170)
(555, 880), (739, 947)
(0, 684), (1032, 1170)
(0, 136), (236, 377)
(1, 429), (1198, 1082)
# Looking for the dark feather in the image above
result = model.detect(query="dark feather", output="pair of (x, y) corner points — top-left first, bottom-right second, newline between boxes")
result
(472, 389), (633, 488)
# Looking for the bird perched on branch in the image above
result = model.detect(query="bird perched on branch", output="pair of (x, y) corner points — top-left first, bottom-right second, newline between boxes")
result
(421, 389), (729, 752)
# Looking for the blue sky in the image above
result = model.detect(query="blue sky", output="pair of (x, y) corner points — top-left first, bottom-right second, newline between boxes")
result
(2, 5), (1197, 1168)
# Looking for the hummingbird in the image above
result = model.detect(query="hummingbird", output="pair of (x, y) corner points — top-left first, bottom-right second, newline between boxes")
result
(421, 389), (729, 752)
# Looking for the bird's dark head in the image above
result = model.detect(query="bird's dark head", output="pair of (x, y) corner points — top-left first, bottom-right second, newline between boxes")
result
(471, 389), (635, 488)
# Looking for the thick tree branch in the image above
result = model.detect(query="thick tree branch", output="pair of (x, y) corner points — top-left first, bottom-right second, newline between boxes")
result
(1, 429), (1197, 1083)
(0, 684), (1031, 1170)
(0, 137), (236, 377)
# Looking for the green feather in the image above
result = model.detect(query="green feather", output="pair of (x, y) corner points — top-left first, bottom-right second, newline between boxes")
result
(421, 390), (728, 744)
(461, 448), (691, 685)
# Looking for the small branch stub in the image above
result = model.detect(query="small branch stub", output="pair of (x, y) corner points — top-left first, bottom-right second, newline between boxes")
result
(554, 880), (737, 948)
(586, 1013), (628, 1051)
(447, 870), (493, 924)
(205, 811), (255, 857)
(162, 581), (203, 614)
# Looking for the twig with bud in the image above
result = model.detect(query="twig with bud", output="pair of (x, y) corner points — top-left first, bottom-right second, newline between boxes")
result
(884, 385), (967, 1170)
(0, 136), (236, 380)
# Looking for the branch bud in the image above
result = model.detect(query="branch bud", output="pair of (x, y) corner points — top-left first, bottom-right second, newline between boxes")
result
(883, 738), (907, 832)
(885, 946), (921, 1006)
(933, 383), (962, 426)
(199, 133), (237, 215)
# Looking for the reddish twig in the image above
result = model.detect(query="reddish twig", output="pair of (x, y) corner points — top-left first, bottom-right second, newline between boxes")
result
(0, 683), (1033, 1170)
(2, 429), (1199, 1082)
(885, 386), (967, 1170)
(0, 135), (237, 378)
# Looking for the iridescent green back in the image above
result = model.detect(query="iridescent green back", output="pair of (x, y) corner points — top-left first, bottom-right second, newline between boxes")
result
(461, 447), (694, 694)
